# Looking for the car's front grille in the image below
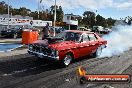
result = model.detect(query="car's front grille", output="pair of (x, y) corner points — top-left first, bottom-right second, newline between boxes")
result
(31, 44), (51, 55)
(31, 44), (40, 52)
(42, 47), (52, 55)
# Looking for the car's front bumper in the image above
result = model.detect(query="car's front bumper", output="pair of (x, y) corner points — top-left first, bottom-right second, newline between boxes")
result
(28, 50), (59, 61)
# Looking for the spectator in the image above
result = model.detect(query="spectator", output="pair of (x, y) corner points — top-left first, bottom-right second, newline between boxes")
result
(49, 27), (54, 37)
(42, 22), (50, 40)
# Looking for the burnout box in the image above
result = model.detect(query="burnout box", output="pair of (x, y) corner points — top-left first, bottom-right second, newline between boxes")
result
(22, 30), (38, 44)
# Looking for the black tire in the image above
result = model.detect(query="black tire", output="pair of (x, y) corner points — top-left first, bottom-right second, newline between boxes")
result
(62, 53), (73, 67)
(93, 46), (102, 57)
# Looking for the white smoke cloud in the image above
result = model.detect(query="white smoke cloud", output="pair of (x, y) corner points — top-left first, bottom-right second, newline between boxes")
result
(100, 24), (132, 57)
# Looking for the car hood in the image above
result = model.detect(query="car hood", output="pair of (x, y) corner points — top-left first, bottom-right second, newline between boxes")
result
(49, 41), (77, 50)
(33, 38), (77, 50)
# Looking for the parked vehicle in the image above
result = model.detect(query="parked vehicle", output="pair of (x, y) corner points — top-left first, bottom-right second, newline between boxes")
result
(79, 27), (91, 31)
(92, 26), (104, 34)
(0, 26), (23, 38)
(103, 28), (112, 34)
(92, 26), (112, 34)
(28, 30), (107, 67)
(0, 25), (38, 38)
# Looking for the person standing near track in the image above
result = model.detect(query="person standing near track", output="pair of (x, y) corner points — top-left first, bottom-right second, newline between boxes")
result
(42, 22), (50, 40)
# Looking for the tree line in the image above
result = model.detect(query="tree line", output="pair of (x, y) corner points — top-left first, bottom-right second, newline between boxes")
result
(79, 11), (116, 28)
(1, 1), (131, 28)
(0, 1), (64, 22)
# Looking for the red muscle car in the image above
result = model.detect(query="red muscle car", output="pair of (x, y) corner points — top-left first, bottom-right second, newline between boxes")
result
(28, 30), (107, 67)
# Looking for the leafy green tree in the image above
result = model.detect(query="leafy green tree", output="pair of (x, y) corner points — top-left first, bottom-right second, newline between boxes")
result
(81, 11), (116, 28)
(57, 6), (63, 22)
(11, 8), (19, 15)
(49, 5), (64, 22)
(19, 7), (31, 16)
(82, 11), (96, 28)
(77, 16), (83, 26)
(0, 1), (7, 14)
(96, 14), (107, 27)
(106, 18), (116, 27)
(30, 11), (38, 20)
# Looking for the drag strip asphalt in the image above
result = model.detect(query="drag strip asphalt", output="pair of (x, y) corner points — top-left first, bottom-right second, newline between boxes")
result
(0, 49), (132, 88)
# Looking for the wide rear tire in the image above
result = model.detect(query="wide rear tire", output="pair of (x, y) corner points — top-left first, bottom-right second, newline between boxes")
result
(93, 46), (102, 57)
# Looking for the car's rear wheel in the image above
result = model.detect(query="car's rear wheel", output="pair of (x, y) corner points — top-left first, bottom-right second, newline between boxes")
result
(93, 46), (102, 57)
(62, 54), (73, 67)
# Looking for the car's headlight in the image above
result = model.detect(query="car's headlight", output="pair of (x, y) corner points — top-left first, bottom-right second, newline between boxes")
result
(51, 49), (55, 56)
(51, 49), (58, 57)
(55, 50), (59, 56)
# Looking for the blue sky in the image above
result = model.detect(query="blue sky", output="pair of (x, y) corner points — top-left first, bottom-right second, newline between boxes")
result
(1, 0), (132, 20)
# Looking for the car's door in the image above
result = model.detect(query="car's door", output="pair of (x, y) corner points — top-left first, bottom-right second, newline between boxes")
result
(88, 33), (99, 53)
(78, 33), (92, 57)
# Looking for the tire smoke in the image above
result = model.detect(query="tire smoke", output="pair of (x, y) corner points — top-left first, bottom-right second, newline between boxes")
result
(100, 24), (132, 57)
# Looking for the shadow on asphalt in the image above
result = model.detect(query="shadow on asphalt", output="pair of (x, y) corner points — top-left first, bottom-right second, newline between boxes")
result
(0, 55), (93, 78)
(0, 57), (62, 77)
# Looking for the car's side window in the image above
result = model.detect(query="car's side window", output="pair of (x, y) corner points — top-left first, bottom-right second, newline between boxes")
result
(75, 33), (81, 41)
(82, 34), (89, 42)
(88, 34), (97, 41)
(71, 33), (74, 37)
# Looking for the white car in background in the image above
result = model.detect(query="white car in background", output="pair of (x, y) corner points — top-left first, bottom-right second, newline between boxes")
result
(79, 27), (91, 31)
(103, 28), (112, 34)
(92, 26), (104, 33)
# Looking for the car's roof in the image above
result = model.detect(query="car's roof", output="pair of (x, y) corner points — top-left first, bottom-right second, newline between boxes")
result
(65, 30), (94, 34)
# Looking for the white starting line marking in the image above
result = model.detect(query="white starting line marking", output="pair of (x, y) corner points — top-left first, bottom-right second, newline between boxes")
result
(1, 64), (47, 77)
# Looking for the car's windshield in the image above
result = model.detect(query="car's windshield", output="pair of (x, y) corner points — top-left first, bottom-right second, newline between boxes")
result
(55, 31), (81, 42)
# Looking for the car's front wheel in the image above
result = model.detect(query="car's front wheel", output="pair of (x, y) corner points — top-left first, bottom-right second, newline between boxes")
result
(62, 54), (73, 67)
